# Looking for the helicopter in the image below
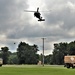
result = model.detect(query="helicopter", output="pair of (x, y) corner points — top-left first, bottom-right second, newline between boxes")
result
(24, 7), (45, 21)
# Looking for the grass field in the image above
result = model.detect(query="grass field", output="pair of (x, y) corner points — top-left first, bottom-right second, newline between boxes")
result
(0, 65), (75, 75)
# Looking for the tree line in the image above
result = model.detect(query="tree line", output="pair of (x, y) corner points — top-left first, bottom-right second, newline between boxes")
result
(0, 42), (39, 64)
(0, 41), (75, 65)
(50, 41), (75, 65)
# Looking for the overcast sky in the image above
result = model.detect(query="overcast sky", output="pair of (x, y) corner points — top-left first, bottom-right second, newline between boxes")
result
(0, 0), (75, 55)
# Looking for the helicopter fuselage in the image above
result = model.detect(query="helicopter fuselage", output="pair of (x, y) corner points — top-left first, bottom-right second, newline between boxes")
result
(34, 12), (45, 21)
(34, 12), (41, 19)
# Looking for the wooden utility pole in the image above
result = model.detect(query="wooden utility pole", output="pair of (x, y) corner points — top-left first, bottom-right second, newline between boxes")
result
(42, 38), (46, 66)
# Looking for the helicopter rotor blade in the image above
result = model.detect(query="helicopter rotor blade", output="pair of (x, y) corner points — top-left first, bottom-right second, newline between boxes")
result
(24, 9), (52, 13)
(24, 10), (36, 12)
(39, 10), (52, 12)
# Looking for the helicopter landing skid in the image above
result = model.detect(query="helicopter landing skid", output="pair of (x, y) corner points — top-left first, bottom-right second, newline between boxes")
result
(38, 19), (45, 21)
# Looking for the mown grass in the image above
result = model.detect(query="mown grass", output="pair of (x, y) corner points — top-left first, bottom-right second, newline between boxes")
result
(0, 65), (75, 75)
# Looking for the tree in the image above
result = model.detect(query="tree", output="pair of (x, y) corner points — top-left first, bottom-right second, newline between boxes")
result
(17, 42), (39, 64)
(52, 41), (75, 65)
(1, 46), (9, 64)
(0, 50), (2, 58)
(8, 52), (19, 64)
(44, 54), (53, 64)
(68, 41), (75, 55)
(52, 43), (68, 65)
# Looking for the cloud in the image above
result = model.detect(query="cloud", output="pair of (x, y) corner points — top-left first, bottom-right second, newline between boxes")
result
(0, 0), (29, 50)
(1, 0), (75, 55)
(43, 0), (75, 38)
(0, 0), (29, 33)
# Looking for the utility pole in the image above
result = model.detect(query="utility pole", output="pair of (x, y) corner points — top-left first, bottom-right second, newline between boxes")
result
(42, 38), (46, 66)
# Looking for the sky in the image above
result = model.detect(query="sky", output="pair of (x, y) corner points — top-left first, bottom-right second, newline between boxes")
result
(0, 0), (75, 55)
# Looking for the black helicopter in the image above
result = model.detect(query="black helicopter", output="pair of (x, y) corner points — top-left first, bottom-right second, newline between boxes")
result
(24, 7), (45, 21)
